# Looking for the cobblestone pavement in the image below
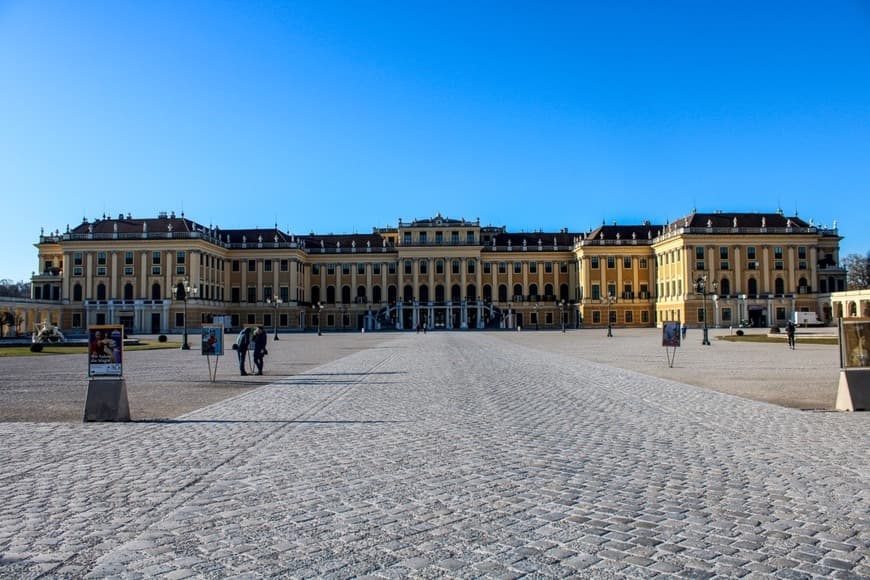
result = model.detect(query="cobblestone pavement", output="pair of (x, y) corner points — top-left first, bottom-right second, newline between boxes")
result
(1, 333), (868, 578)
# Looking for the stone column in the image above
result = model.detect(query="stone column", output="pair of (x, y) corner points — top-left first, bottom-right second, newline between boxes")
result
(140, 252), (148, 298)
(733, 246), (741, 294)
(110, 252), (118, 299)
(762, 247), (770, 292)
(788, 246), (796, 292)
(460, 258), (467, 300)
(412, 258), (419, 301)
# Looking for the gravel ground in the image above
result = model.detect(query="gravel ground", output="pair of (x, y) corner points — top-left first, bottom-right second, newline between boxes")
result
(0, 326), (843, 422)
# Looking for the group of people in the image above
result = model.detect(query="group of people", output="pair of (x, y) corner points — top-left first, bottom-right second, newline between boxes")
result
(235, 326), (268, 375)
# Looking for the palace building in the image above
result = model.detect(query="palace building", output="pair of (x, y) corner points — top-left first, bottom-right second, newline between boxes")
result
(21, 209), (845, 335)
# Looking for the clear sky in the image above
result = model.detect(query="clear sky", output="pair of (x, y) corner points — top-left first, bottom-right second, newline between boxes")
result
(1, 1), (868, 281)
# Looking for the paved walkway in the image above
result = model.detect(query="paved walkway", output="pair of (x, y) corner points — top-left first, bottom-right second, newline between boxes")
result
(1, 333), (868, 577)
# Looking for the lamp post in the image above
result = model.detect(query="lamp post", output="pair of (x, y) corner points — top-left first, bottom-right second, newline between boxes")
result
(340, 306), (348, 331)
(558, 299), (566, 333)
(604, 294), (615, 337)
(739, 293), (747, 327)
(534, 303), (539, 330)
(173, 278), (197, 350)
(266, 297), (282, 340)
(316, 301), (324, 336)
(696, 275), (718, 346)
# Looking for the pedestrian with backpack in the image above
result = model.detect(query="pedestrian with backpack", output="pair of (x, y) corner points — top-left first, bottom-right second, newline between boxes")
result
(235, 327), (251, 375)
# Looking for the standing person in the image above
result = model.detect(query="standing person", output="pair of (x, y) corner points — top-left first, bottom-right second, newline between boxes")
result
(786, 321), (796, 350)
(236, 327), (251, 375)
(681, 324), (687, 340)
(253, 326), (268, 375)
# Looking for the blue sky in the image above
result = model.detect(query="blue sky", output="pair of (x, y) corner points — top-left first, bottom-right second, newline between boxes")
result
(1, 1), (868, 281)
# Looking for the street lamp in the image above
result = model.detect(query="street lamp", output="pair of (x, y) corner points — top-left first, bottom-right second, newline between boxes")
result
(534, 303), (539, 330)
(266, 296), (282, 340)
(604, 294), (615, 337)
(558, 299), (566, 333)
(340, 306), (348, 331)
(696, 275), (718, 346)
(316, 301), (324, 336)
(173, 278), (197, 350)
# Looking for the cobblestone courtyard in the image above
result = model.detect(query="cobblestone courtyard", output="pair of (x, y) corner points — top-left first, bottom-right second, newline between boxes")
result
(1, 331), (868, 577)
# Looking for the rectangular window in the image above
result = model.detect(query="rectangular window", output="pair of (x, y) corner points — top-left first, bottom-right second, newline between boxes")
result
(280, 286), (289, 301)
(747, 247), (756, 260)
(498, 262), (506, 274)
(125, 252), (134, 265)
(248, 259), (256, 272)
(419, 232), (427, 244)
(175, 312), (185, 328)
(776, 307), (786, 321)
(609, 310), (617, 324)
(798, 247), (807, 260)
(641, 311), (649, 323)
(561, 262), (568, 273)
(231, 314), (240, 327)
(281, 259), (289, 272)
(358, 263), (366, 275)
(124, 267), (133, 276)
(435, 231), (443, 244)
(607, 256), (615, 269)
(451, 231), (459, 244)
(775, 261), (784, 270)
(404, 232), (412, 245)
(623, 257), (632, 269)
(420, 260), (428, 274)
(388, 263), (396, 274)
(72, 313), (82, 328)
(96, 267), (107, 276)
(342, 264), (350, 275)
(327, 264), (335, 275)
(373, 263), (381, 275)
(722, 307), (732, 322)
(264, 286), (273, 301)
(483, 262), (491, 274)
(799, 261), (807, 270)
(279, 313), (288, 327)
(264, 259), (272, 272)
(466, 231), (474, 244)
(529, 262), (537, 274)
(607, 284), (617, 298)
(697, 308), (705, 323)
(176, 264), (185, 275)
(247, 286), (256, 303)
(231, 287), (240, 303)
(774, 247), (783, 259)
(625, 311), (633, 324)
(176, 251), (185, 265)
(247, 314), (256, 325)
(640, 258), (648, 269)
(591, 257), (599, 269)
(545, 262), (553, 273)
(263, 313), (272, 328)
(513, 262), (521, 274)
(719, 247), (729, 259)
(97, 252), (107, 265)
(591, 285), (601, 300)
(720, 261), (729, 271)
(152, 266), (161, 275)
(696, 260), (705, 271)
(453, 260), (461, 275)
(404, 260), (412, 275)
(467, 260), (475, 274)
(592, 311), (601, 324)
(696, 247), (705, 260)
(74, 252), (83, 266)
(232, 259), (240, 272)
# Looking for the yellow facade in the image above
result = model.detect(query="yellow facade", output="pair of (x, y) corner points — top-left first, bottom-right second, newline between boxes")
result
(21, 210), (845, 336)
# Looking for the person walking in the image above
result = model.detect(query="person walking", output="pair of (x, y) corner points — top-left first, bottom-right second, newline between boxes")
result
(236, 327), (251, 375)
(681, 324), (687, 340)
(786, 321), (796, 350)
(252, 326), (268, 375)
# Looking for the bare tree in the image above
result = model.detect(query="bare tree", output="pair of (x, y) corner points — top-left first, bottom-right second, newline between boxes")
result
(843, 252), (870, 290)
(0, 279), (30, 298)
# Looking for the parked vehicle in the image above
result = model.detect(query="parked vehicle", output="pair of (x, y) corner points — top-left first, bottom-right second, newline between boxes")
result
(793, 311), (823, 326)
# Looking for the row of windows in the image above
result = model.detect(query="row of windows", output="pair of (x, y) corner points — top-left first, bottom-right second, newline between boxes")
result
(402, 231), (476, 245)
(589, 257), (649, 269)
(588, 310), (651, 324)
(231, 259), (300, 273)
(658, 276), (814, 298)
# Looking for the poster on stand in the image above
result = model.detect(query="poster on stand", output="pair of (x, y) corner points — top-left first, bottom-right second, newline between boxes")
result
(662, 321), (681, 347)
(201, 325), (224, 356)
(840, 318), (870, 368)
(88, 325), (124, 376)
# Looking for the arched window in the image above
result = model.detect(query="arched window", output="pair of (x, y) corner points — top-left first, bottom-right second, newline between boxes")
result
(544, 284), (554, 298)
(403, 285), (413, 302)
(466, 284), (477, 301)
(341, 285), (351, 304)
(774, 278), (784, 295)
(356, 285), (366, 302)
(798, 277), (808, 293)
(326, 286), (336, 304)
(372, 285), (382, 303)
(747, 278), (758, 296)
(124, 283), (134, 300)
(388, 285), (397, 303)
(151, 282), (161, 300)
(529, 284), (538, 299)
(311, 286), (321, 304)
(73, 283), (83, 302)
(483, 284), (492, 302)
(513, 284), (523, 300)
(96, 283), (107, 301)
(419, 285), (429, 303)
(719, 278), (730, 296)
(435, 284), (445, 303)
(560, 284), (569, 302)
(498, 284), (508, 302)
(451, 284), (461, 302)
